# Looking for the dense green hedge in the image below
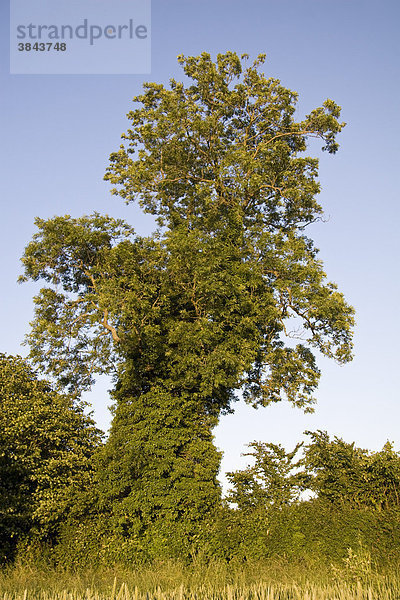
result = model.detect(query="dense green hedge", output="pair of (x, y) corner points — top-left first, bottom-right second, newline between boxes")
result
(13, 501), (400, 571)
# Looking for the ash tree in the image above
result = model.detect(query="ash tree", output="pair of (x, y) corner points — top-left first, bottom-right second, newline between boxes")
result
(19, 52), (354, 547)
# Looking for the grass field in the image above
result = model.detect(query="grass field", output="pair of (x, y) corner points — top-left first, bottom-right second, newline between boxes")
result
(1, 561), (400, 600)
(1, 581), (400, 600)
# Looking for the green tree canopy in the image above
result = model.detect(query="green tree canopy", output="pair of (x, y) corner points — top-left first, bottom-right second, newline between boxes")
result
(21, 52), (354, 411)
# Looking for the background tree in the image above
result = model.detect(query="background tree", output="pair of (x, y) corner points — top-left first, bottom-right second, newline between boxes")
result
(226, 441), (307, 511)
(303, 430), (367, 507)
(304, 431), (400, 510)
(0, 353), (101, 563)
(20, 52), (354, 551)
(364, 442), (400, 510)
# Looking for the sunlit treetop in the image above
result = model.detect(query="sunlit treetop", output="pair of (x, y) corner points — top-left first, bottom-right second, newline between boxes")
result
(105, 51), (344, 231)
(20, 52), (354, 414)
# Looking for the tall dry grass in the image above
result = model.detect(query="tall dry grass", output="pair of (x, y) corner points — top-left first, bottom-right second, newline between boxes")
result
(1, 581), (400, 600)
(2, 561), (400, 600)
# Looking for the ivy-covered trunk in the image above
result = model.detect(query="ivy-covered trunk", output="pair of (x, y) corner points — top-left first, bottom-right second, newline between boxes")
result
(96, 384), (221, 558)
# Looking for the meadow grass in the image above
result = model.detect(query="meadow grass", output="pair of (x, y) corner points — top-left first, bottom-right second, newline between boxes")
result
(1, 560), (400, 600)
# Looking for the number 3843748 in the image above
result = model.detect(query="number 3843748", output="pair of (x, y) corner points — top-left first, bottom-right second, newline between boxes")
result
(18, 42), (67, 51)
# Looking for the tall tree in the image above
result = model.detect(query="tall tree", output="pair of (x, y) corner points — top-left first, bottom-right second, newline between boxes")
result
(20, 52), (354, 549)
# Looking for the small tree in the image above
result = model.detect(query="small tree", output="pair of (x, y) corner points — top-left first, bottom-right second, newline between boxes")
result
(227, 442), (307, 511)
(304, 431), (400, 510)
(365, 442), (400, 510)
(0, 354), (101, 562)
(303, 430), (367, 507)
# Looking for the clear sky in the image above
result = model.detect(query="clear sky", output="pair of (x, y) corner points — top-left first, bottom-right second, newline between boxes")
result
(1, 0), (399, 490)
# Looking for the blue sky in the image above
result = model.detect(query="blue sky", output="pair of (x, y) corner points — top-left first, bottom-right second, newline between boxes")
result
(1, 0), (399, 488)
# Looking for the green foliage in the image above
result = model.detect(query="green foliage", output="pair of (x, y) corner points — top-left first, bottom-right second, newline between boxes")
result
(19, 52), (354, 553)
(106, 52), (344, 227)
(304, 430), (367, 506)
(364, 442), (400, 510)
(201, 498), (400, 569)
(227, 432), (400, 518)
(0, 354), (102, 562)
(221, 433), (400, 569)
(18, 214), (137, 393)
